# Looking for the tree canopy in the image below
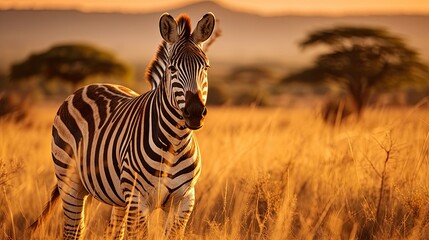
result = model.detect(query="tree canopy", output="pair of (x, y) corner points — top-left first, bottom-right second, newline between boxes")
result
(10, 43), (130, 89)
(284, 26), (429, 115)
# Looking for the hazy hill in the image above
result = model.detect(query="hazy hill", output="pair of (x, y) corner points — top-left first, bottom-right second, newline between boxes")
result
(1, 1), (429, 76)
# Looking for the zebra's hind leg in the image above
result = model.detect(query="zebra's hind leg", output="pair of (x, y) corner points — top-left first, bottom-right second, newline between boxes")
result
(164, 188), (195, 240)
(104, 206), (126, 240)
(56, 169), (89, 240)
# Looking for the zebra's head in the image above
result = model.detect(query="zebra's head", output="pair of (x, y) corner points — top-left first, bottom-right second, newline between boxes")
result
(159, 13), (215, 130)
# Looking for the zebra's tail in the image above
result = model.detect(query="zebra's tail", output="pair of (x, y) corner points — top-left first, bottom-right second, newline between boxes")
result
(29, 186), (61, 232)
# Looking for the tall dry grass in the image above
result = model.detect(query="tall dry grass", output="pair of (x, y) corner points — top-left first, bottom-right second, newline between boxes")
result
(1, 103), (429, 239)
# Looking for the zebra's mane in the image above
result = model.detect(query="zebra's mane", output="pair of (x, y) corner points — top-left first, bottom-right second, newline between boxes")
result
(176, 14), (192, 38)
(145, 14), (192, 90)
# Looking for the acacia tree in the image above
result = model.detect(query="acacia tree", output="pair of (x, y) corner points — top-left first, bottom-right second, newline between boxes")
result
(10, 43), (130, 90)
(284, 26), (428, 116)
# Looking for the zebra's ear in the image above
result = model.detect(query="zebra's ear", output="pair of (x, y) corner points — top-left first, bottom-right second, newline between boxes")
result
(191, 12), (216, 44)
(159, 13), (179, 44)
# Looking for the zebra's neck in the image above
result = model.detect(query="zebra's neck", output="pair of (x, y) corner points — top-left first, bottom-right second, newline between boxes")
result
(145, 41), (193, 148)
(146, 42), (169, 90)
(145, 87), (191, 153)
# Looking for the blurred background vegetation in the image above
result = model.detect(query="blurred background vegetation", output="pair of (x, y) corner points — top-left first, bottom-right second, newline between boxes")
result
(1, 2), (429, 124)
(3, 30), (428, 124)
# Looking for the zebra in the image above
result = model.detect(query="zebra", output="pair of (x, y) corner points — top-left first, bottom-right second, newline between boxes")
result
(30, 12), (215, 239)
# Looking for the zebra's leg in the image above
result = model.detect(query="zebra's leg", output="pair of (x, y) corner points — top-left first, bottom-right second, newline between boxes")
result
(104, 206), (126, 240)
(164, 188), (195, 240)
(56, 170), (89, 240)
(124, 192), (150, 239)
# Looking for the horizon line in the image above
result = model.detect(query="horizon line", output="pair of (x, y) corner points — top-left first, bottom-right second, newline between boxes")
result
(2, 6), (429, 18)
(2, 0), (429, 17)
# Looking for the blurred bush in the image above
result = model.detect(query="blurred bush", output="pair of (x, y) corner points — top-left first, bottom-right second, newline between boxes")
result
(0, 91), (30, 122)
(229, 65), (274, 84)
(404, 88), (429, 105)
(207, 82), (228, 106)
(10, 43), (132, 92)
(321, 95), (356, 125)
(221, 65), (279, 107)
(233, 89), (269, 107)
(0, 73), (30, 122)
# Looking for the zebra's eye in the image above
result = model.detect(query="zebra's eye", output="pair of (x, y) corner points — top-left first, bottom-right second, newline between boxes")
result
(168, 66), (177, 74)
(204, 65), (210, 71)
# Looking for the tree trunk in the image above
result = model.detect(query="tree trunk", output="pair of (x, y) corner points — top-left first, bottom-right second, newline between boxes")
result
(348, 78), (369, 118)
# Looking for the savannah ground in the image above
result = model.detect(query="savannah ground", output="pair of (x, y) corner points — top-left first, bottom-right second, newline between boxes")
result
(1, 103), (429, 239)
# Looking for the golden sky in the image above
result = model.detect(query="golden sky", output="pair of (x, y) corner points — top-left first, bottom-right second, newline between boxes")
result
(2, 0), (429, 15)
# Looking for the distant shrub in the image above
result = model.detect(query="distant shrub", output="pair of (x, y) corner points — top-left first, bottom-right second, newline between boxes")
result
(0, 91), (29, 122)
(234, 90), (269, 107)
(322, 95), (357, 125)
(207, 83), (228, 106)
(230, 66), (274, 83)
(405, 88), (429, 105)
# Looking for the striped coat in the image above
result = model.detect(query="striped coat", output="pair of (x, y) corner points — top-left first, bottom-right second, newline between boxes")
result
(31, 12), (215, 240)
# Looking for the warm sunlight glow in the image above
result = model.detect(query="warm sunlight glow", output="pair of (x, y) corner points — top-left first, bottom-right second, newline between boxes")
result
(0, 0), (199, 13)
(217, 0), (429, 15)
(1, 0), (429, 15)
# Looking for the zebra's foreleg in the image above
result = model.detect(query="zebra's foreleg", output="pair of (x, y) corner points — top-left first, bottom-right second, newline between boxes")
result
(124, 193), (150, 239)
(104, 206), (126, 240)
(164, 188), (195, 240)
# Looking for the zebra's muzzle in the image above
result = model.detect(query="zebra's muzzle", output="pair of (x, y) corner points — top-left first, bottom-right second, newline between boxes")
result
(183, 91), (207, 130)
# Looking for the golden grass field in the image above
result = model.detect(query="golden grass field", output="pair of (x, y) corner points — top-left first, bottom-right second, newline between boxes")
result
(1, 103), (429, 239)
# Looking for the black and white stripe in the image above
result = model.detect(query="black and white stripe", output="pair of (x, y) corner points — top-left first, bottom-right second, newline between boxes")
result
(31, 12), (215, 239)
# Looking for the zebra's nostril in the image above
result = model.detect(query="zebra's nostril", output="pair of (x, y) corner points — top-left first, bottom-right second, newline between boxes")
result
(183, 108), (191, 118)
(202, 107), (207, 117)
